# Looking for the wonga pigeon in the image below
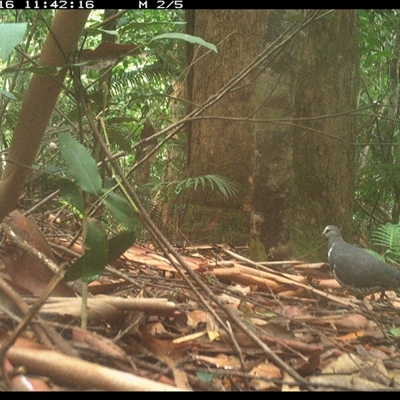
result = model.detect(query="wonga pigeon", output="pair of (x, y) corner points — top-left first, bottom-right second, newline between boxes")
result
(322, 225), (400, 299)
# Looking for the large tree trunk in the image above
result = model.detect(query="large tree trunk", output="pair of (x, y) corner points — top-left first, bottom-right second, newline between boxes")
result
(250, 10), (305, 261)
(184, 10), (268, 244)
(292, 10), (359, 259)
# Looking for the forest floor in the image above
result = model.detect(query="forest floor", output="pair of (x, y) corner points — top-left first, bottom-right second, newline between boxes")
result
(1, 211), (400, 391)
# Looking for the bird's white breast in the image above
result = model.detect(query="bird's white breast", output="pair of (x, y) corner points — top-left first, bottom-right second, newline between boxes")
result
(328, 243), (335, 260)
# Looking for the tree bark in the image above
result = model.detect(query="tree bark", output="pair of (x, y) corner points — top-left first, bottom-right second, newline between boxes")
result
(292, 10), (359, 259)
(185, 10), (268, 244)
(250, 10), (305, 261)
(0, 10), (90, 222)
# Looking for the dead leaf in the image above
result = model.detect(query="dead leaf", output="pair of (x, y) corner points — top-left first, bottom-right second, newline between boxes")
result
(334, 313), (369, 331)
(2, 210), (74, 297)
(187, 310), (209, 329)
(194, 354), (242, 370)
(249, 361), (281, 390)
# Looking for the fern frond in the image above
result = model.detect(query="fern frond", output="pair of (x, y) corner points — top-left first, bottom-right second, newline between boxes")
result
(371, 223), (400, 264)
(174, 175), (241, 199)
(153, 174), (241, 199)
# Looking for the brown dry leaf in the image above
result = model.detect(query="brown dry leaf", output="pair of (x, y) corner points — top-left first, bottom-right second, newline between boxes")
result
(317, 313), (369, 331)
(216, 293), (241, 308)
(2, 210), (73, 297)
(359, 358), (392, 387)
(294, 351), (321, 376)
(140, 334), (187, 358)
(334, 313), (369, 330)
(249, 361), (282, 390)
(88, 280), (129, 295)
(72, 327), (130, 365)
(227, 284), (252, 296)
(194, 354), (242, 370)
(121, 247), (202, 273)
(281, 371), (301, 391)
(336, 319), (384, 342)
(313, 353), (393, 389)
(318, 278), (342, 288)
(187, 310), (209, 329)
(322, 353), (365, 375)
(142, 322), (168, 336)
(140, 334), (191, 389)
(281, 305), (313, 319)
(163, 354), (191, 390)
(390, 298), (400, 309)
(5, 210), (55, 259)
(356, 344), (389, 360)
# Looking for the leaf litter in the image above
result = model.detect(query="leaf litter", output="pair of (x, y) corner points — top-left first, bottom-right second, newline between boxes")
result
(1, 212), (400, 390)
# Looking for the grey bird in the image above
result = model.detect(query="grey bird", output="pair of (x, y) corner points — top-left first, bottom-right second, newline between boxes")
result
(322, 225), (400, 299)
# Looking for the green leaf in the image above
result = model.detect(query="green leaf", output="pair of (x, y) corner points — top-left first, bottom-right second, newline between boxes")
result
(196, 371), (215, 383)
(390, 324), (400, 337)
(64, 227), (135, 283)
(58, 178), (85, 214)
(58, 133), (102, 196)
(64, 218), (108, 282)
(102, 190), (139, 231)
(151, 33), (217, 53)
(0, 23), (27, 60)
(107, 230), (136, 264)
(0, 89), (17, 100)
(108, 129), (132, 152)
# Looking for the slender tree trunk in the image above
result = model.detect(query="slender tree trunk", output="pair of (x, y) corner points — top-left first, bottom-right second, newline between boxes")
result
(0, 11), (90, 222)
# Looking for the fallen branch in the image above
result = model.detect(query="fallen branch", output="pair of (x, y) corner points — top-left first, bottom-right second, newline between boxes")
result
(6, 345), (186, 391)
